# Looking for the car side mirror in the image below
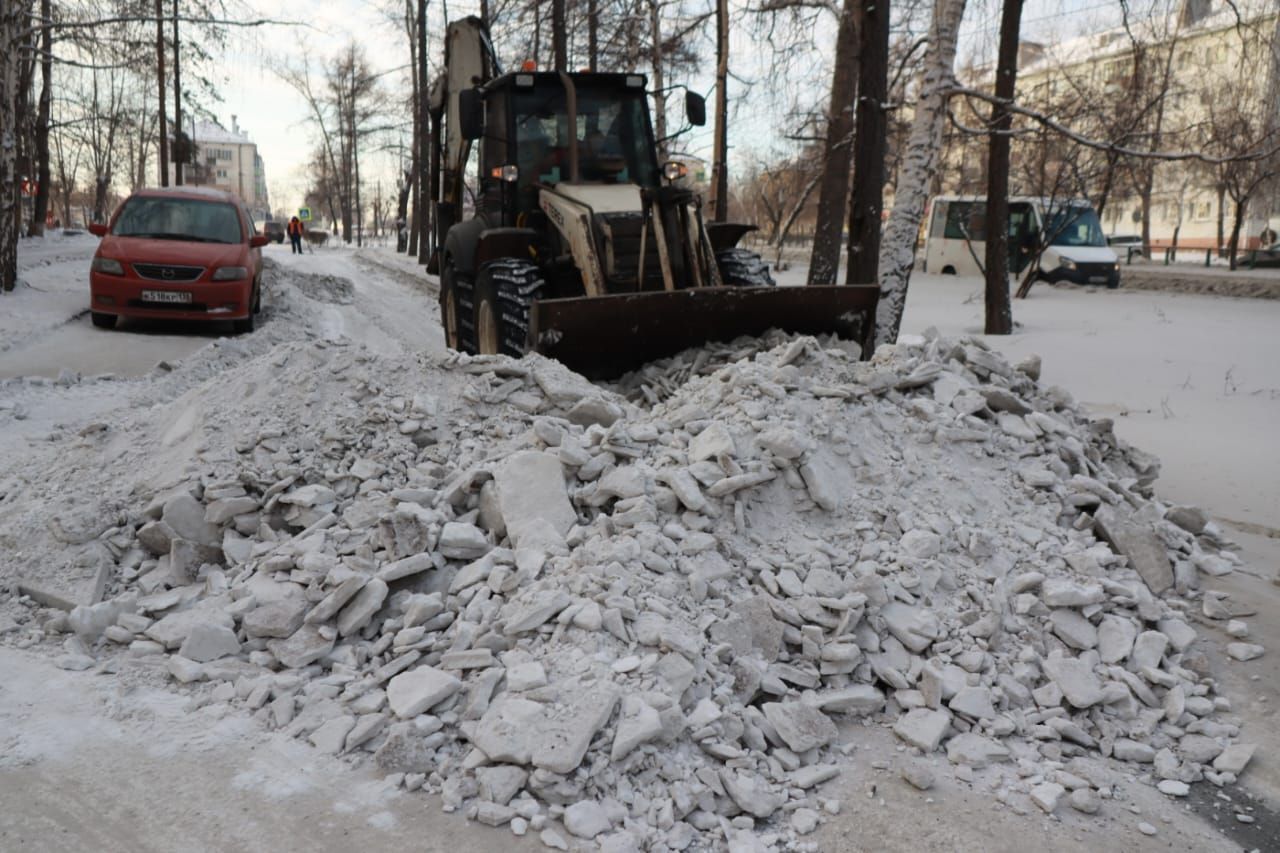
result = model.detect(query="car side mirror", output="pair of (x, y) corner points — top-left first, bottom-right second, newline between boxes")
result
(89, 223), (108, 237)
(459, 88), (484, 141)
(685, 91), (707, 127)
(250, 234), (269, 248)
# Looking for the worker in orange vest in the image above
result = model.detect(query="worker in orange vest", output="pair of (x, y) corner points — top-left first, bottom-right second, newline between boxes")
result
(287, 216), (305, 254)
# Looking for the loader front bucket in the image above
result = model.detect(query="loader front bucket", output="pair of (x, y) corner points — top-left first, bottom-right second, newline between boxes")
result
(529, 285), (880, 380)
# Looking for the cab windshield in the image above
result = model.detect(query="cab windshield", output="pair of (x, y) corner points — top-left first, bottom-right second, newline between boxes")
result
(113, 196), (243, 244)
(512, 85), (657, 193)
(1045, 206), (1106, 248)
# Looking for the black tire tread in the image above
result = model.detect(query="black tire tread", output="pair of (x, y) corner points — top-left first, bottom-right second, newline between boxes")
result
(480, 258), (546, 357)
(716, 247), (776, 288)
(447, 261), (478, 354)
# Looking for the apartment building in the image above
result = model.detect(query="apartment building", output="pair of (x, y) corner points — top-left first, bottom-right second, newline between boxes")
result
(178, 117), (271, 223)
(944, 0), (1280, 251)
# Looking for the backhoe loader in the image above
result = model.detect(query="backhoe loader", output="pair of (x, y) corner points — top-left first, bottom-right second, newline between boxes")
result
(427, 17), (879, 379)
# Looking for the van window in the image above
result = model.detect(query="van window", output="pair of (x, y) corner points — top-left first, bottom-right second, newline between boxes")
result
(945, 201), (987, 241)
(1045, 206), (1106, 247)
(929, 201), (948, 237)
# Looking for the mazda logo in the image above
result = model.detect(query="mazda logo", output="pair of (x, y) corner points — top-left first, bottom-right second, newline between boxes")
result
(162, 268), (174, 279)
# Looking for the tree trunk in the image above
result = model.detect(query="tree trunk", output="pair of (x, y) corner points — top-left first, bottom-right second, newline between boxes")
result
(875, 0), (967, 345)
(648, 0), (667, 159)
(1093, 156), (1114, 220)
(1139, 174), (1153, 259)
(773, 172), (823, 269)
(1216, 183), (1226, 256)
(156, 0), (169, 186)
(0, 3), (20, 291)
(417, 0), (431, 264)
(806, 0), (858, 286)
(552, 0), (567, 71)
(136, 101), (151, 191)
(406, 0), (420, 256)
(172, 0), (183, 185)
(709, 0), (729, 221)
(983, 0), (1024, 335)
(588, 0), (598, 71)
(29, 0), (53, 238)
(1228, 198), (1245, 270)
(847, 0), (889, 285)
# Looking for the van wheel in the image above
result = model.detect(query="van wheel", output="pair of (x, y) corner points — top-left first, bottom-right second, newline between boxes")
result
(91, 312), (115, 329)
(941, 265), (957, 275)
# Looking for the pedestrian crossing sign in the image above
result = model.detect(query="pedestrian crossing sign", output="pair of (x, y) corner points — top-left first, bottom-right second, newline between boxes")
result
(298, 207), (312, 222)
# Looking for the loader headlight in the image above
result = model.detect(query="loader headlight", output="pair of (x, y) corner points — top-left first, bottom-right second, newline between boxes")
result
(662, 161), (687, 182)
(490, 164), (519, 183)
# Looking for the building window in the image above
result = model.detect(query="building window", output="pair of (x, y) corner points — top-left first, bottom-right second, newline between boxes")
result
(216, 169), (228, 178)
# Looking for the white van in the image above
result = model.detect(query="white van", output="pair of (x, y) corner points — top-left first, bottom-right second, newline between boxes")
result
(923, 196), (1120, 287)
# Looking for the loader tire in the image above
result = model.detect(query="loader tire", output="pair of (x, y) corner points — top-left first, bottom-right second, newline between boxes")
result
(474, 258), (546, 357)
(716, 247), (776, 288)
(442, 257), (477, 354)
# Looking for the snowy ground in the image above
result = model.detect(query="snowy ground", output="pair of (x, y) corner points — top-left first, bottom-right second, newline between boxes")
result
(1, 237), (1277, 851)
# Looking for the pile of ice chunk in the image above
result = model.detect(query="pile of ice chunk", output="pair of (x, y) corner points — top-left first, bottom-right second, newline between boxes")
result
(30, 331), (1264, 851)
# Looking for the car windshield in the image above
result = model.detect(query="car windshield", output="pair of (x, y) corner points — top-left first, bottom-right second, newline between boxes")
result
(113, 197), (243, 244)
(1045, 206), (1106, 248)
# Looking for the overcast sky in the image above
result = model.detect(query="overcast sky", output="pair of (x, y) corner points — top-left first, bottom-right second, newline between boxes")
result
(212, 0), (1142, 219)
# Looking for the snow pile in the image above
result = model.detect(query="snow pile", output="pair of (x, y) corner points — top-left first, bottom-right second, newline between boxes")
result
(2, 328), (1264, 851)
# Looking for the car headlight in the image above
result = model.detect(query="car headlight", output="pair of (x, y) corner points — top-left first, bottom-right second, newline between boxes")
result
(212, 266), (249, 281)
(91, 257), (124, 275)
(1058, 259), (1076, 271)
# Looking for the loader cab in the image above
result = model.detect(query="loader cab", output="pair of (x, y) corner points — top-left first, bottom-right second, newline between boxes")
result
(474, 72), (661, 223)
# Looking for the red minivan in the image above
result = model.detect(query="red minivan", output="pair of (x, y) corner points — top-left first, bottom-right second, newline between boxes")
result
(89, 187), (268, 333)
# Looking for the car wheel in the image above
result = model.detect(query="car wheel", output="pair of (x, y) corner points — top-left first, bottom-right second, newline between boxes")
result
(252, 280), (262, 314)
(91, 312), (115, 329)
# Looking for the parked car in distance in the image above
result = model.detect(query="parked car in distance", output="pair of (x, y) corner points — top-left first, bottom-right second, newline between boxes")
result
(1107, 234), (1145, 263)
(88, 187), (268, 334)
(1107, 234), (1143, 250)
(263, 220), (285, 243)
(1241, 242), (1280, 268)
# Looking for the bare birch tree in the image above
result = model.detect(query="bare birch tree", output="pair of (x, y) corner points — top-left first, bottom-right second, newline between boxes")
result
(875, 0), (966, 345)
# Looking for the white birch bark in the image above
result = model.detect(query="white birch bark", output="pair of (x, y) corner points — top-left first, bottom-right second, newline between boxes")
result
(874, 0), (967, 345)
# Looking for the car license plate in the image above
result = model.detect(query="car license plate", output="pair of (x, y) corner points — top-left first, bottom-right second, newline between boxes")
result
(1088, 276), (1108, 283)
(141, 290), (192, 303)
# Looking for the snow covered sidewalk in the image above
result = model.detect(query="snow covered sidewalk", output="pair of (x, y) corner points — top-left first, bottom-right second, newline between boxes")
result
(0, 230), (100, 354)
(899, 273), (1280, 535)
